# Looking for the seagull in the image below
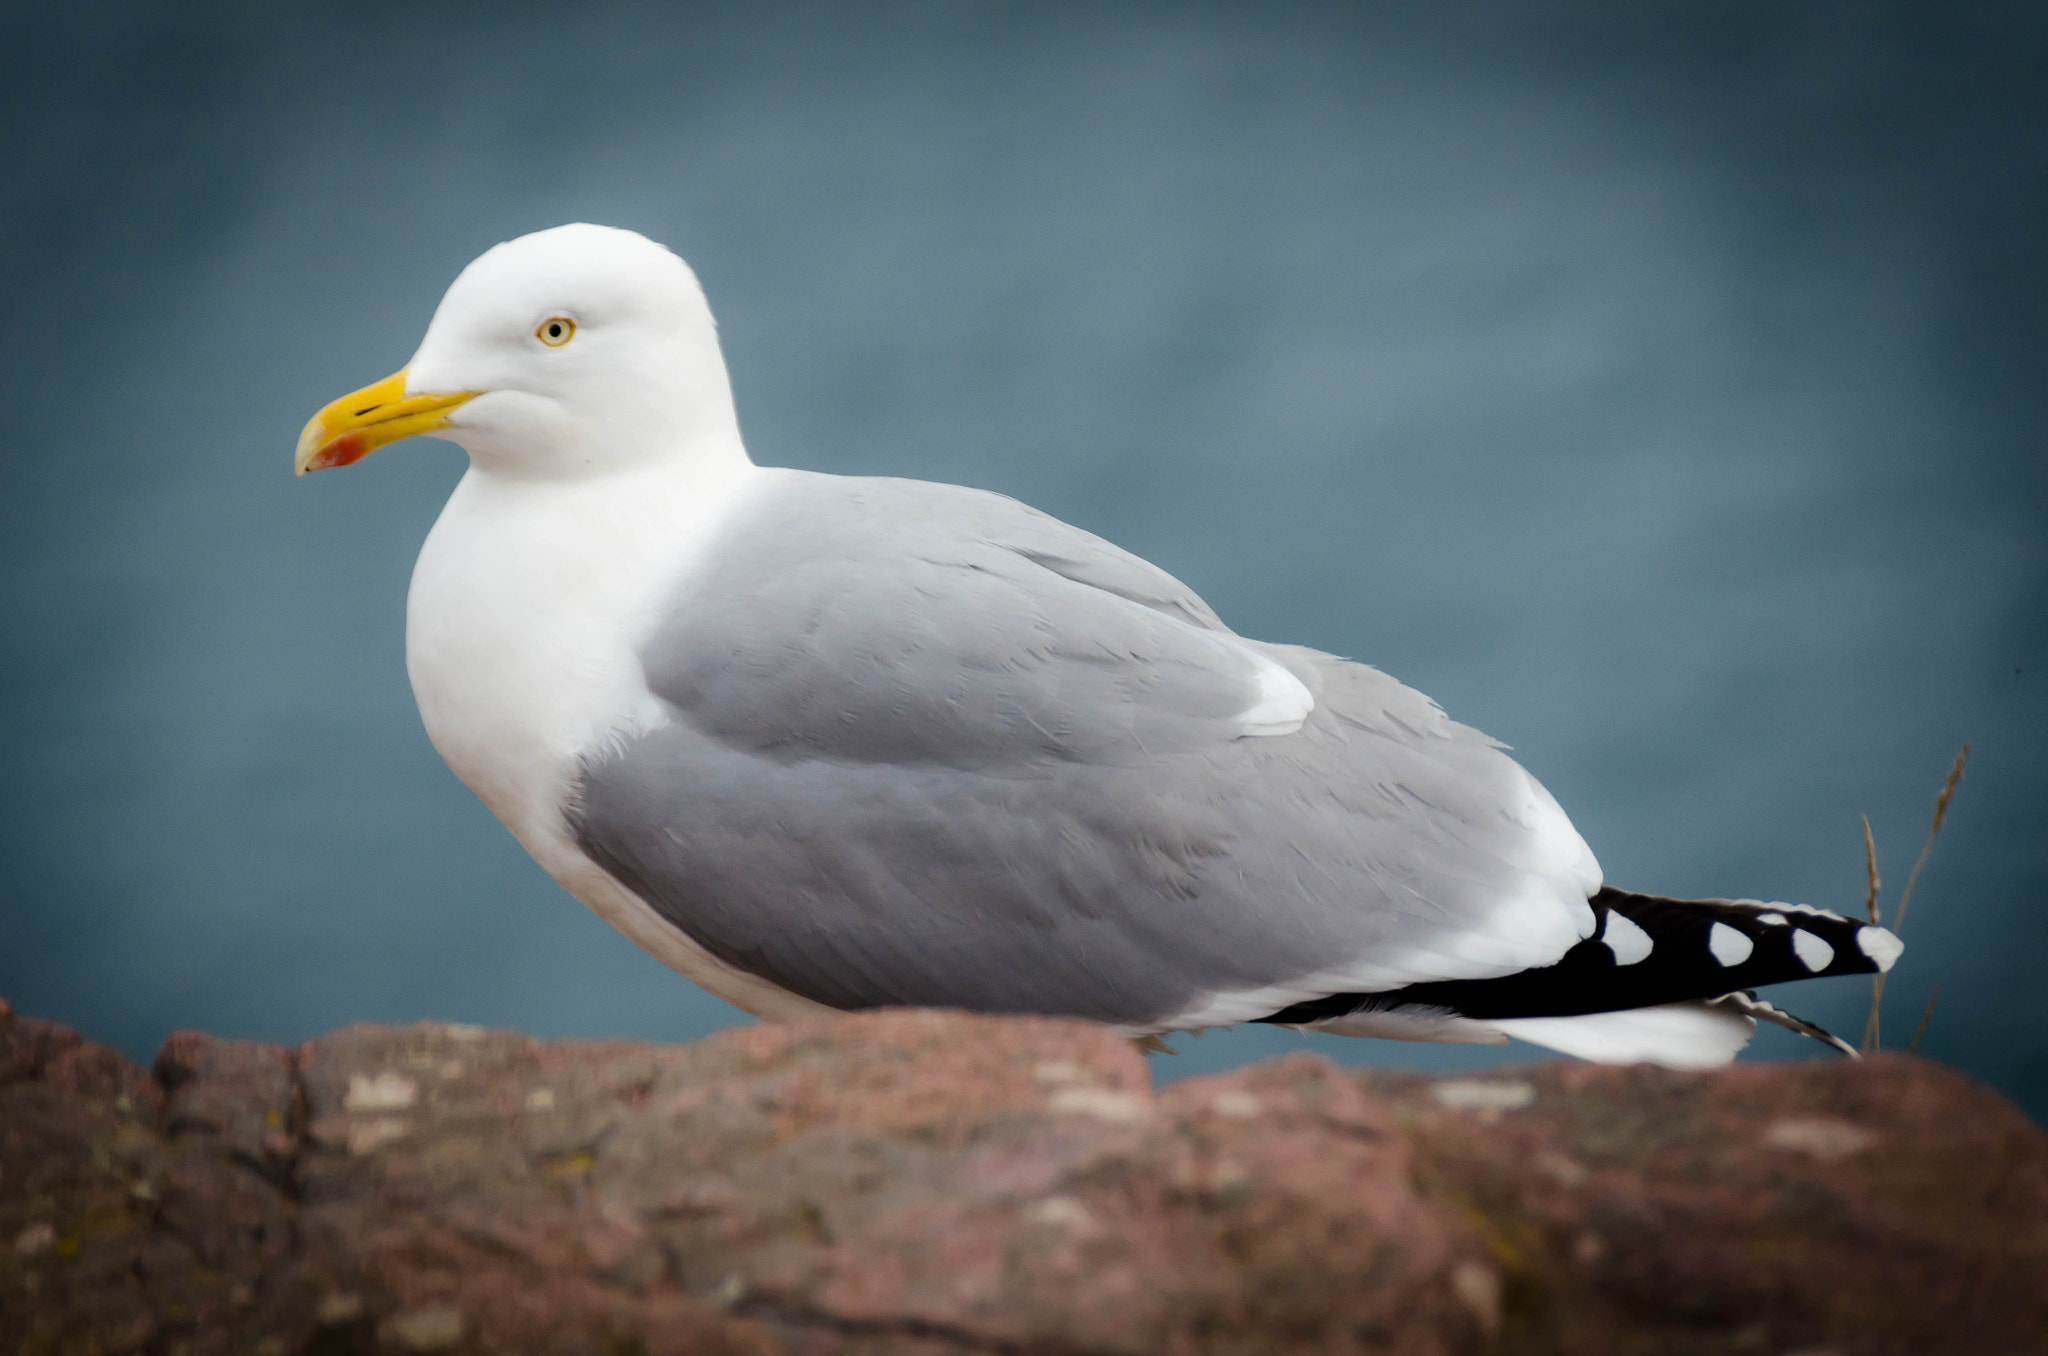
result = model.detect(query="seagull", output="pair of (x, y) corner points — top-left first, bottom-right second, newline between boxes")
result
(296, 223), (1900, 1068)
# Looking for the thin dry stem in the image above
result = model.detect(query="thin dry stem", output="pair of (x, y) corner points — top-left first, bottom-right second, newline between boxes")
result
(1861, 744), (1969, 1053)
(1861, 815), (1885, 1052)
(1909, 984), (1940, 1054)
(1891, 744), (1968, 939)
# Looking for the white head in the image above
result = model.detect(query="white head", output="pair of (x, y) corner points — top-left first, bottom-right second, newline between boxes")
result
(296, 224), (748, 481)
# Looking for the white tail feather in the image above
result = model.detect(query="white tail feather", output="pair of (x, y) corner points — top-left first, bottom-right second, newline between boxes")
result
(1488, 1000), (1756, 1069)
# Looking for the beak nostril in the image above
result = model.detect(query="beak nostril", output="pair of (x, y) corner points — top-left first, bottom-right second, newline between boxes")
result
(352, 404), (383, 417)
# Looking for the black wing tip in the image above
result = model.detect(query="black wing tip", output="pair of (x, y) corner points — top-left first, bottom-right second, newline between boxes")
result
(1596, 887), (1903, 983)
(1253, 887), (1903, 1029)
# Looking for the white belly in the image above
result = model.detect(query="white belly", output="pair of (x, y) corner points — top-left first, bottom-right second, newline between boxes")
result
(404, 461), (835, 1022)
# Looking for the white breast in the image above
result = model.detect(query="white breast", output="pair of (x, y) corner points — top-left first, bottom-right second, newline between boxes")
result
(404, 460), (835, 1021)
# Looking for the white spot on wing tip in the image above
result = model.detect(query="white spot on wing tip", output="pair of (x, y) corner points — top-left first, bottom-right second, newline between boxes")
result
(1791, 929), (1834, 972)
(1236, 655), (1314, 737)
(1602, 911), (1654, 965)
(1857, 926), (1904, 972)
(1707, 922), (1754, 967)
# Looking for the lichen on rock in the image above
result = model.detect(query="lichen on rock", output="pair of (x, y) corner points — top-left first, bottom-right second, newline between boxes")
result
(2, 1001), (2044, 1353)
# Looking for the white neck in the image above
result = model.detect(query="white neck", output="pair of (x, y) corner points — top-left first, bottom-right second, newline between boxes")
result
(402, 448), (832, 1022)
(405, 450), (768, 851)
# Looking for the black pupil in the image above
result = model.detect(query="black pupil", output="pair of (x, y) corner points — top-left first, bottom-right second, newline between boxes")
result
(547, 323), (561, 338)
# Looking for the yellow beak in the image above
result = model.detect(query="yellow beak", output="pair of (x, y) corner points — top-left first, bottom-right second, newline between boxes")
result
(294, 368), (478, 475)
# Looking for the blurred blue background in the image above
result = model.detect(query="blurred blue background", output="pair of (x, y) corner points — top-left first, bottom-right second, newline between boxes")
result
(2, 2), (2042, 1115)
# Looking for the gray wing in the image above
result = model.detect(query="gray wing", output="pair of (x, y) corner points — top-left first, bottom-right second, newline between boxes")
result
(569, 472), (1599, 1027)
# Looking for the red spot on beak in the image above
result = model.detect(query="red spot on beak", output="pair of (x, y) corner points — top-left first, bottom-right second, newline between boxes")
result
(304, 433), (370, 472)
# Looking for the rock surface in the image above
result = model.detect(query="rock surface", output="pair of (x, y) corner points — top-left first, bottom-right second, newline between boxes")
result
(2, 1000), (2044, 1355)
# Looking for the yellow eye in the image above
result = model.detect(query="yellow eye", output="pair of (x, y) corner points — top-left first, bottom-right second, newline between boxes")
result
(536, 316), (576, 347)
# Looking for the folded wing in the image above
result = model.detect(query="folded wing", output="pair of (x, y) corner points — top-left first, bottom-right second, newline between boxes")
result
(568, 473), (1601, 1029)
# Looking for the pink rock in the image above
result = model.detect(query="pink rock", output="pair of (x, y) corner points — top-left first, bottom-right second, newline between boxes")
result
(0, 1002), (2042, 1353)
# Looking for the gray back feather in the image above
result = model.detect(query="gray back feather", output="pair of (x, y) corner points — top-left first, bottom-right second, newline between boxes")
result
(569, 473), (1592, 1025)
